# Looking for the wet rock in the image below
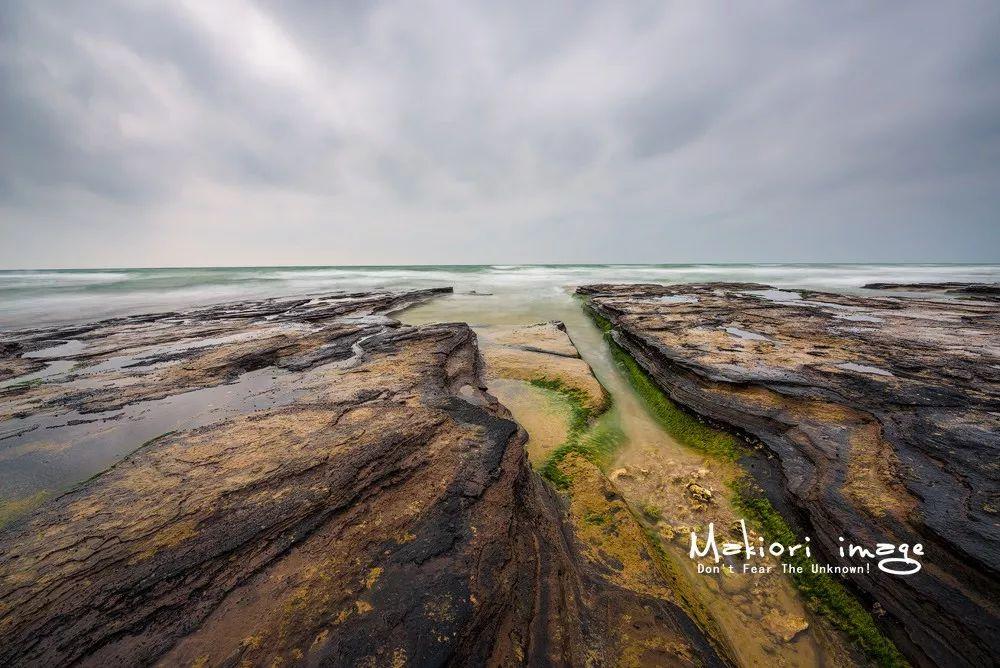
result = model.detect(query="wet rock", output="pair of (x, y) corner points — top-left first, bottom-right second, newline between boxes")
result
(761, 611), (809, 643)
(488, 321), (580, 358)
(862, 281), (1000, 299)
(0, 291), (724, 667)
(579, 282), (1000, 667)
(685, 482), (713, 503)
(478, 321), (609, 412)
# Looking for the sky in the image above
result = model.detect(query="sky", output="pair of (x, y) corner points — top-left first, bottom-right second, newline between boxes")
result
(1, 1), (999, 268)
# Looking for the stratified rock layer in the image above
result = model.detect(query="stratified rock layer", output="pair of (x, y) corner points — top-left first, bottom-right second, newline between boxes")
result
(479, 320), (609, 412)
(0, 292), (723, 667)
(578, 282), (1000, 667)
(862, 281), (1000, 299)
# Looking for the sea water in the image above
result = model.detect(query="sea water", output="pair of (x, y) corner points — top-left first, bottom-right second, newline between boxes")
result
(1, 263), (998, 329)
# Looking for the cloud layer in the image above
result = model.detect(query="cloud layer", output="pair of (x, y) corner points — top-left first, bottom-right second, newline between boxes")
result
(2, 0), (998, 267)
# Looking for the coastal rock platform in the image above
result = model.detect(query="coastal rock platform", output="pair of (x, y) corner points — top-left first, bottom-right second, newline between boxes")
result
(0, 291), (722, 667)
(578, 282), (1000, 667)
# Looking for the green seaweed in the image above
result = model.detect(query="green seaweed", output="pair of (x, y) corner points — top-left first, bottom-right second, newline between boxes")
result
(1, 378), (44, 390)
(731, 480), (907, 667)
(582, 300), (906, 667)
(606, 338), (748, 462)
(528, 377), (592, 433)
(583, 510), (610, 526)
(582, 301), (747, 461)
(587, 307), (613, 333)
(532, 376), (625, 488)
(538, 409), (625, 488)
(640, 502), (663, 523)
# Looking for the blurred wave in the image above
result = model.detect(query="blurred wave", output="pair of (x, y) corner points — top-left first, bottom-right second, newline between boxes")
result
(1, 264), (997, 329)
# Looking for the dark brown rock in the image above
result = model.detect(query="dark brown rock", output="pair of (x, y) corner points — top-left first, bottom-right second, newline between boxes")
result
(862, 281), (1000, 299)
(0, 291), (724, 667)
(578, 282), (1000, 667)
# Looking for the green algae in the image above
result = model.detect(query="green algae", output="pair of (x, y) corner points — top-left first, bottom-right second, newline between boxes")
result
(529, 378), (592, 434)
(605, 339), (748, 462)
(539, 407), (625, 489)
(583, 300), (907, 668)
(534, 308), (736, 662)
(531, 376), (625, 488)
(640, 503), (663, 523)
(731, 479), (907, 667)
(582, 302), (613, 333)
(0, 490), (50, 529)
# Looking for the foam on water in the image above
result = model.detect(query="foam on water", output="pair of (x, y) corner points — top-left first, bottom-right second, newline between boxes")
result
(2, 264), (998, 329)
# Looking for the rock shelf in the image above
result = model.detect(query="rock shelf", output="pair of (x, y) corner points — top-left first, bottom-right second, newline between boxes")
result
(578, 282), (1000, 667)
(0, 290), (722, 667)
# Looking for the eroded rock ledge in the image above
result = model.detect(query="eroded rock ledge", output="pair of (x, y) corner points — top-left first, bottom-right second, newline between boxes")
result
(862, 281), (1000, 299)
(578, 282), (1000, 667)
(0, 291), (723, 667)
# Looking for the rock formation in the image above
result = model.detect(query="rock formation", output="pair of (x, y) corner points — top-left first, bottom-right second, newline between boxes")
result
(0, 291), (724, 667)
(578, 282), (1000, 667)
(861, 282), (1000, 299)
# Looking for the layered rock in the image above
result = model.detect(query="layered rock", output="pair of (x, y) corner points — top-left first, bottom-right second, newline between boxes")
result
(862, 281), (1000, 299)
(578, 282), (1000, 667)
(0, 292), (724, 667)
(478, 321), (609, 412)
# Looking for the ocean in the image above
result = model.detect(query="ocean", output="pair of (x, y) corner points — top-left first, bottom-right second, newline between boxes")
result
(2, 264), (998, 329)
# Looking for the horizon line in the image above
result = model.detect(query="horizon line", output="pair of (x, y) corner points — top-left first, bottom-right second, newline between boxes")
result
(3, 261), (1000, 272)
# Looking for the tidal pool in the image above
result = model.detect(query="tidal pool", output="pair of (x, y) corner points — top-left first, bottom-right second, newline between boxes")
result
(402, 287), (851, 666)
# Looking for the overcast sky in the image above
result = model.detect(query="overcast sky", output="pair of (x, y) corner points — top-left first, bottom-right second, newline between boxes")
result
(1, 1), (998, 267)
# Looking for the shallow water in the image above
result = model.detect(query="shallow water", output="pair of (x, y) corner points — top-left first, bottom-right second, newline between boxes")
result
(837, 362), (895, 377)
(0, 367), (305, 500)
(403, 288), (838, 665)
(724, 325), (772, 342)
(486, 378), (572, 463)
(0, 360), (76, 390)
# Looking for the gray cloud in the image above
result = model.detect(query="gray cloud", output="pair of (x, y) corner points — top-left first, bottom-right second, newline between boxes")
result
(1, 0), (998, 267)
